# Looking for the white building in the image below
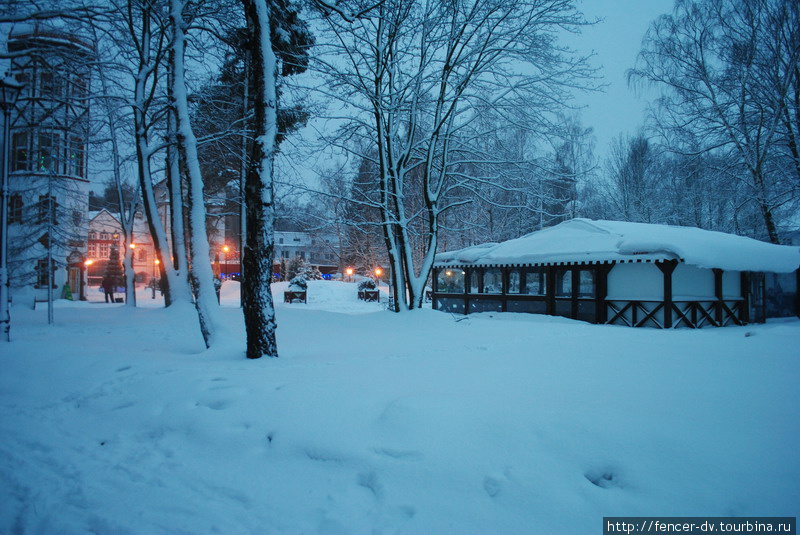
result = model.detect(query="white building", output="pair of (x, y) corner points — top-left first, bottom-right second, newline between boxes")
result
(4, 25), (93, 303)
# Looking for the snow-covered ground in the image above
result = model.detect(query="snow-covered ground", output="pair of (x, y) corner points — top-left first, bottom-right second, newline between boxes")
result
(1, 280), (798, 534)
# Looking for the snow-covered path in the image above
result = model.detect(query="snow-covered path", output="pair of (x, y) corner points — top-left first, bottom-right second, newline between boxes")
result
(1, 281), (798, 534)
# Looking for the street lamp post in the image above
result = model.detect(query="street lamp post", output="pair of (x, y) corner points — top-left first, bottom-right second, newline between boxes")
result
(152, 257), (159, 299)
(222, 245), (229, 279)
(0, 74), (24, 342)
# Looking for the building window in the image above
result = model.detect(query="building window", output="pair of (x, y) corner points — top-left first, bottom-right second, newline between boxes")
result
(88, 243), (97, 257)
(37, 196), (58, 225)
(35, 259), (54, 287)
(138, 248), (147, 262)
(279, 238), (284, 244)
(99, 243), (110, 258)
(9, 195), (23, 223)
(64, 137), (85, 178)
(37, 131), (60, 172)
(72, 210), (82, 227)
(11, 132), (29, 171)
(88, 231), (97, 240)
(281, 251), (289, 259)
(39, 71), (62, 98)
(71, 74), (88, 100)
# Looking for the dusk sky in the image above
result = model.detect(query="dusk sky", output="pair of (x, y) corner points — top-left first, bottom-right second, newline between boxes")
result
(571, 0), (675, 156)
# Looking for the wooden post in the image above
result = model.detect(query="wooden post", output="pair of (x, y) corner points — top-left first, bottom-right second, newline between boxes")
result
(546, 265), (555, 316)
(740, 272), (750, 324)
(596, 263), (611, 324)
(571, 266), (579, 319)
(431, 268), (438, 310)
(713, 268), (724, 326)
(656, 260), (678, 328)
(501, 267), (508, 312)
(796, 269), (800, 318)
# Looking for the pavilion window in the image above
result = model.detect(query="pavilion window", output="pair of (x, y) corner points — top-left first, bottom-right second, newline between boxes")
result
(508, 270), (521, 293)
(555, 269), (572, 297)
(438, 268), (465, 293)
(523, 269), (546, 295)
(469, 270), (480, 293)
(578, 269), (596, 298)
(482, 268), (502, 294)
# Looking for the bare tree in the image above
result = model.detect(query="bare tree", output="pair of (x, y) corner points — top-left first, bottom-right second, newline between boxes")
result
(630, 0), (800, 243)
(314, 0), (595, 310)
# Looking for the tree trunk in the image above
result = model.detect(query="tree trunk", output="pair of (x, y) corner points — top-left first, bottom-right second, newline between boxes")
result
(241, 0), (278, 359)
(169, 0), (223, 347)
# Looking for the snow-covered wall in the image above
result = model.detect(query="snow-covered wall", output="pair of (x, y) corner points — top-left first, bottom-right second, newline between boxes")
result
(723, 270), (742, 299)
(673, 264), (714, 300)
(607, 263), (663, 300)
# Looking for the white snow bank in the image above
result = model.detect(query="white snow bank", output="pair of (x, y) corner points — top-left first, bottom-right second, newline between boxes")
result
(436, 218), (800, 273)
(1, 280), (798, 534)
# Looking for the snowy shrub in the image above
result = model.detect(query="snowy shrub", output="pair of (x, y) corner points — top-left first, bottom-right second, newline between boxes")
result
(288, 276), (308, 291)
(358, 278), (377, 291)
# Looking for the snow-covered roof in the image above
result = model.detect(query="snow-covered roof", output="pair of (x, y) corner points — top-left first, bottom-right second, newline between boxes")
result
(434, 219), (800, 273)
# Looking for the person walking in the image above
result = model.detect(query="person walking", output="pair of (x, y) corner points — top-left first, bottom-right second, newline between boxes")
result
(102, 275), (115, 303)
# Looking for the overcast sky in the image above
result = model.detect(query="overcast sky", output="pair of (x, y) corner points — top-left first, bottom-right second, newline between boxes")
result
(569, 0), (675, 157)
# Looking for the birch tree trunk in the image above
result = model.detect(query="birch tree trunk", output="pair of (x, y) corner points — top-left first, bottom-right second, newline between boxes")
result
(241, 0), (278, 358)
(169, 0), (224, 347)
(129, 0), (192, 306)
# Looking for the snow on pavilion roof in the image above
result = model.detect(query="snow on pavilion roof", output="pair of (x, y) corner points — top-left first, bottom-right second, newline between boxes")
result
(434, 219), (800, 273)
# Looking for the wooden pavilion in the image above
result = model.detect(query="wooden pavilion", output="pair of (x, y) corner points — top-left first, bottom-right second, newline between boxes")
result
(432, 219), (800, 328)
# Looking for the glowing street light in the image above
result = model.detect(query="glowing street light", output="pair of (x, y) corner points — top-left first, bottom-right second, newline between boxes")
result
(345, 267), (354, 282)
(221, 244), (229, 278)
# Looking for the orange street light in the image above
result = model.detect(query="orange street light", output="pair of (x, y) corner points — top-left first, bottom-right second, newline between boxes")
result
(129, 242), (136, 248)
(84, 259), (93, 266)
(374, 267), (383, 277)
(222, 245), (230, 253)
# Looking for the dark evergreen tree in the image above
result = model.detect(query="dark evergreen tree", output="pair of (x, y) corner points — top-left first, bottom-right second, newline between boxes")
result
(104, 244), (124, 288)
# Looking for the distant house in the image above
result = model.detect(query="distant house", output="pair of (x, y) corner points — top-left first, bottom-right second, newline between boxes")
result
(432, 219), (800, 328)
(273, 230), (341, 277)
(86, 210), (159, 287)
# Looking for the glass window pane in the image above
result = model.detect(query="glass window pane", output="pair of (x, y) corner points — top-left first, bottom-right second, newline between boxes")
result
(437, 268), (465, 293)
(524, 269), (546, 295)
(555, 269), (572, 297)
(483, 268), (502, 294)
(508, 270), (520, 293)
(469, 270), (479, 293)
(578, 270), (596, 298)
(12, 132), (29, 171)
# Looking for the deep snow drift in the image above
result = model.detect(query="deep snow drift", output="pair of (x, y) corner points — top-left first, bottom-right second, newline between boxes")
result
(1, 280), (798, 534)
